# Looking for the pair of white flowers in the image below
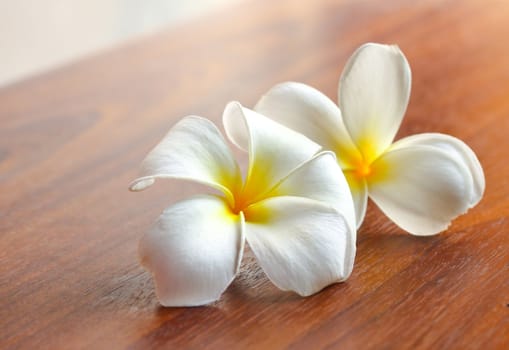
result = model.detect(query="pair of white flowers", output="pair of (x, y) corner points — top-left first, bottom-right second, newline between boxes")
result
(130, 43), (484, 306)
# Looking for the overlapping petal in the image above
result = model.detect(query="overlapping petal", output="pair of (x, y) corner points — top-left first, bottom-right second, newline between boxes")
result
(368, 145), (473, 235)
(266, 151), (356, 273)
(339, 43), (411, 162)
(343, 171), (369, 228)
(243, 196), (353, 296)
(139, 195), (244, 306)
(268, 152), (355, 229)
(389, 133), (485, 207)
(223, 102), (321, 201)
(129, 116), (241, 203)
(254, 82), (362, 168)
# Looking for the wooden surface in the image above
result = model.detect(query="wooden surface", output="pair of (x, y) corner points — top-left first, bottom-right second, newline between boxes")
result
(1, 0), (508, 348)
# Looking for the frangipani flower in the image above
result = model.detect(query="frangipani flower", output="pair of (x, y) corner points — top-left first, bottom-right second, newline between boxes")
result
(129, 102), (356, 306)
(255, 43), (485, 236)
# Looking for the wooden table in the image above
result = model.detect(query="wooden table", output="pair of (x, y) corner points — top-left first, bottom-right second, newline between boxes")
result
(1, 0), (508, 348)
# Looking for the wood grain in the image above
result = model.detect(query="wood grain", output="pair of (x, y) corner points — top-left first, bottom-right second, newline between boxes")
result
(1, 0), (508, 348)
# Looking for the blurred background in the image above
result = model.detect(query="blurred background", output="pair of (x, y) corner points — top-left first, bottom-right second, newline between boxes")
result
(0, 0), (241, 87)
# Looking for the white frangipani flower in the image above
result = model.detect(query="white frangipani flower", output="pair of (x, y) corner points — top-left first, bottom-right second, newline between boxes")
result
(255, 43), (485, 236)
(130, 102), (356, 306)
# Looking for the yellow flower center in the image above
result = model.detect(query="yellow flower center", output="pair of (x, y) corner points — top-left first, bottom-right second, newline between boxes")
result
(355, 160), (372, 178)
(231, 191), (249, 215)
(347, 152), (388, 184)
(227, 167), (274, 216)
(229, 180), (261, 216)
(342, 136), (381, 181)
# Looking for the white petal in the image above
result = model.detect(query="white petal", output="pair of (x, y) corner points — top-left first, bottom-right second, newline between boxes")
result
(129, 116), (240, 203)
(368, 145), (473, 236)
(223, 102), (321, 199)
(254, 82), (362, 168)
(139, 195), (244, 306)
(389, 133), (485, 207)
(344, 171), (368, 228)
(244, 196), (355, 296)
(339, 43), (411, 161)
(269, 151), (356, 232)
(267, 151), (357, 273)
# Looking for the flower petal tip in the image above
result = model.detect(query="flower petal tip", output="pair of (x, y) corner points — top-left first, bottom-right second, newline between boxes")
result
(129, 177), (155, 192)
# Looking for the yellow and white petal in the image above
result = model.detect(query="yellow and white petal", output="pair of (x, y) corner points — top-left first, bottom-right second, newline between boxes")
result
(343, 171), (369, 228)
(368, 145), (473, 236)
(339, 43), (411, 162)
(129, 116), (241, 203)
(243, 196), (355, 296)
(254, 82), (362, 168)
(223, 102), (321, 200)
(389, 133), (484, 207)
(139, 195), (244, 307)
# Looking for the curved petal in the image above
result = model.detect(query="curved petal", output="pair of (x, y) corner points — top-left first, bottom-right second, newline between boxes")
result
(129, 116), (240, 204)
(389, 133), (485, 207)
(344, 171), (368, 228)
(266, 151), (356, 271)
(223, 102), (321, 201)
(268, 151), (356, 232)
(339, 43), (411, 162)
(139, 195), (244, 306)
(368, 145), (473, 236)
(243, 196), (355, 296)
(254, 82), (362, 168)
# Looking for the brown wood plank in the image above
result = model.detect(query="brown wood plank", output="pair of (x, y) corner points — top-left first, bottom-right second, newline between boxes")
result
(1, 0), (508, 348)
